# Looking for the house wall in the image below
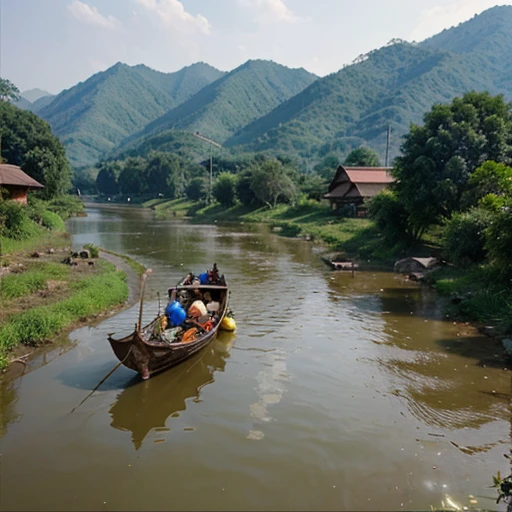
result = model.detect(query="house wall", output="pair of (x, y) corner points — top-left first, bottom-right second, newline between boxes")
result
(6, 186), (28, 205)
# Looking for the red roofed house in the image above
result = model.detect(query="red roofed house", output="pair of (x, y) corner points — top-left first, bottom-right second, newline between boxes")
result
(324, 165), (394, 216)
(0, 164), (44, 204)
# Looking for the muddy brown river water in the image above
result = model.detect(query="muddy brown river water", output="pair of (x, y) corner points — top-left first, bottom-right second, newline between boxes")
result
(0, 205), (510, 511)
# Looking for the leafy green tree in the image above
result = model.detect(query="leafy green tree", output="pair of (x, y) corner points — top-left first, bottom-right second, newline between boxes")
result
(313, 153), (340, 181)
(23, 147), (70, 199)
(393, 92), (512, 239)
(299, 174), (328, 201)
(146, 152), (186, 197)
(250, 159), (296, 208)
(96, 161), (121, 196)
(213, 173), (238, 207)
(0, 102), (72, 198)
(118, 157), (148, 195)
(368, 190), (411, 244)
(0, 78), (20, 102)
(186, 177), (208, 201)
(344, 147), (381, 167)
(236, 169), (259, 207)
(463, 161), (512, 208)
(443, 208), (493, 266)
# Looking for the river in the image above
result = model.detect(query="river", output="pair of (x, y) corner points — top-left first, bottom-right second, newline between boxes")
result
(0, 204), (510, 511)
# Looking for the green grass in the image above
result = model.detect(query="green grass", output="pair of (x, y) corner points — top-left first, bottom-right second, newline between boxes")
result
(0, 222), (70, 258)
(428, 265), (512, 334)
(99, 248), (146, 276)
(0, 261), (127, 368)
(0, 263), (69, 299)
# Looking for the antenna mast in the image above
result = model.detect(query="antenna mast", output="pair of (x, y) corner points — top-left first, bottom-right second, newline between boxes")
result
(385, 125), (391, 167)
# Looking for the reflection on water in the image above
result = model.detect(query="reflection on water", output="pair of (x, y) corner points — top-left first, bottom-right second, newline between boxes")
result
(0, 376), (22, 438)
(109, 336), (233, 450)
(248, 348), (290, 440)
(0, 205), (508, 512)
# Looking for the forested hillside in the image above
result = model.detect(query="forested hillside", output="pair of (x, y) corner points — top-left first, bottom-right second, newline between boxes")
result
(120, 60), (317, 152)
(224, 6), (512, 162)
(38, 62), (224, 168)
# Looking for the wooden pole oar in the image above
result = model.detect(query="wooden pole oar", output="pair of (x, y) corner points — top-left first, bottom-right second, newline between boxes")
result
(137, 269), (153, 333)
(70, 347), (133, 414)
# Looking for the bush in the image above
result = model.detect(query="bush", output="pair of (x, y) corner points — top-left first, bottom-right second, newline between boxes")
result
(41, 211), (65, 231)
(0, 200), (33, 239)
(213, 173), (238, 207)
(485, 203), (512, 276)
(368, 190), (410, 244)
(443, 208), (493, 266)
(84, 243), (99, 258)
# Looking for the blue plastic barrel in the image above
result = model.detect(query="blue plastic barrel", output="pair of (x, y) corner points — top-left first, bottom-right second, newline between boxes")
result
(165, 301), (186, 326)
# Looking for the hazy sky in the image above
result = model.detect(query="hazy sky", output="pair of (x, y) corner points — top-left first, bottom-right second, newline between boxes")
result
(1, 0), (509, 94)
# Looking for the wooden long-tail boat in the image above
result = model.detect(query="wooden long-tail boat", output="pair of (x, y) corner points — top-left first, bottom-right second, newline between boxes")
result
(107, 268), (231, 380)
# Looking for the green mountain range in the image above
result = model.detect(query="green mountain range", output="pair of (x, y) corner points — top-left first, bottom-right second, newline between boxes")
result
(115, 60), (317, 158)
(31, 5), (512, 170)
(226, 6), (512, 163)
(38, 62), (225, 168)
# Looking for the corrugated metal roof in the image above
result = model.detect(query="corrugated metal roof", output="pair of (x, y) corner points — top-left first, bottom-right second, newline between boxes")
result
(344, 167), (394, 184)
(0, 164), (44, 189)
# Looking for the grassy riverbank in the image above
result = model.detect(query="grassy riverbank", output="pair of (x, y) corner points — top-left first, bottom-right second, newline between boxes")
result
(426, 265), (512, 337)
(143, 197), (435, 266)
(0, 199), (133, 370)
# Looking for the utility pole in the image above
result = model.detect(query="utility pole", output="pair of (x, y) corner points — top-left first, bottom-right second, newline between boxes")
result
(385, 125), (391, 167)
(192, 132), (222, 203)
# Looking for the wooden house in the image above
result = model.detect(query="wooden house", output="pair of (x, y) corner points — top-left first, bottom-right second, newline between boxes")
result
(0, 164), (44, 204)
(324, 165), (394, 215)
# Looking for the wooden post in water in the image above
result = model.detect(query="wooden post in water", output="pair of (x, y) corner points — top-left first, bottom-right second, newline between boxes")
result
(352, 260), (355, 278)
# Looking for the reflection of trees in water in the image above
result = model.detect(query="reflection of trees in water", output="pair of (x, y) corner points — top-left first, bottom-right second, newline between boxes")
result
(109, 336), (233, 450)
(325, 270), (510, 435)
(0, 376), (22, 439)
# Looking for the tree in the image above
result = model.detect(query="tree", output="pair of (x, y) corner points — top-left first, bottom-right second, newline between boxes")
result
(118, 157), (148, 195)
(0, 78), (20, 102)
(313, 153), (340, 181)
(186, 177), (208, 201)
(235, 169), (259, 207)
(96, 161), (121, 196)
(344, 147), (381, 167)
(213, 173), (238, 207)
(145, 151), (188, 197)
(368, 190), (411, 244)
(299, 174), (327, 201)
(462, 161), (512, 208)
(249, 159), (296, 208)
(393, 92), (512, 239)
(0, 101), (71, 198)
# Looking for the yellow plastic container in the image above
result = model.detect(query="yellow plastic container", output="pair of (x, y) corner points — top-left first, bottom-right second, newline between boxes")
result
(220, 316), (236, 332)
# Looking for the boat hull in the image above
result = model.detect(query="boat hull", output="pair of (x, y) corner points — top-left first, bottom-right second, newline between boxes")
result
(107, 282), (230, 380)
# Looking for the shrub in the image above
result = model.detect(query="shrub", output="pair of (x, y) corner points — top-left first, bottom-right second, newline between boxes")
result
(213, 173), (238, 207)
(0, 200), (32, 239)
(443, 208), (493, 266)
(41, 211), (65, 231)
(84, 244), (99, 258)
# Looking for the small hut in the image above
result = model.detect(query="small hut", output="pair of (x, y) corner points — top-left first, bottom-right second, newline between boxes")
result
(324, 165), (394, 216)
(0, 164), (44, 204)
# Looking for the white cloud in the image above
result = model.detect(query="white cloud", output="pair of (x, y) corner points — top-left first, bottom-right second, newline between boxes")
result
(135, 0), (211, 34)
(238, 0), (299, 23)
(410, 0), (501, 42)
(67, 1), (122, 31)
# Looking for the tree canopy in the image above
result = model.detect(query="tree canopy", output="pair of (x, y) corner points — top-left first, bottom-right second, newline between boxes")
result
(0, 78), (20, 102)
(392, 91), (512, 238)
(344, 147), (381, 167)
(0, 102), (71, 198)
